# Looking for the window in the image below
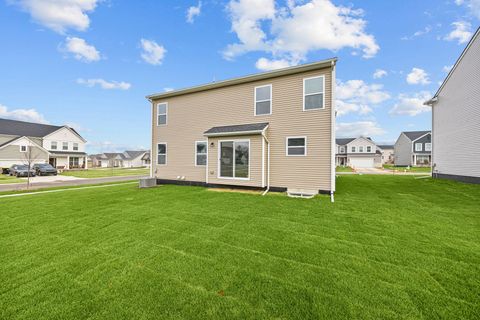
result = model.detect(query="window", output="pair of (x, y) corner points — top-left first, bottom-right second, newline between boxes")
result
(254, 85), (272, 115)
(69, 157), (79, 168)
(303, 76), (325, 110)
(415, 143), (422, 152)
(157, 103), (167, 125)
(359, 146), (364, 153)
(425, 143), (432, 151)
(351, 146), (356, 152)
(157, 143), (167, 165)
(366, 146), (371, 152)
(219, 140), (249, 179)
(73, 143), (79, 151)
(340, 146), (345, 153)
(62, 142), (68, 150)
(286, 137), (306, 156)
(51, 141), (57, 150)
(20, 145), (27, 152)
(195, 141), (207, 166)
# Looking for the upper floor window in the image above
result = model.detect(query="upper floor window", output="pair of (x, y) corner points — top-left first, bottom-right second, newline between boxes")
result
(254, 85), (272, 115)
(366, 146), (371, 152)
(415, 143), (422, 152)
(157, 103), (167, 126)
(73, 143), (79, 151)
(340, 146), (345, 153)
(51, 141), (57, 150)
(286, 137), (306, 156)
(425, 143), (432, 151)
(20, 145), (27, 152)
(351, 146), (356, 152)
(157, 143), (167, 165)
(359, 146), (364, 152)
(62, 142), (68, 150)
(195, 141), (207, 166)
(303, 75), (325, 110)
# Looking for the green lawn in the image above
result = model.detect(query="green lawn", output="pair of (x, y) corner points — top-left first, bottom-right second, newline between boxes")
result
(61, 167), (149, 178)
(0, 174), (23, 184)
(336, 166), (354, 172)
(0, 176), (479, 319)
(383, 164), (431, 173)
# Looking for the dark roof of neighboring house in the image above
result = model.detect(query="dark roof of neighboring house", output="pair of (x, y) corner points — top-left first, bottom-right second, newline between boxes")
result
(103, 152), (127, 160)
(50, 151), (87, 156)
(378, 145), (394, 149)
(403, 131), (431, 141)
(336, 137), (372, 145)
(204, 122), (269, 136)
(141, 152), (150, 161)
(124, 150), (147, 159)
(0, 118), (85, 140)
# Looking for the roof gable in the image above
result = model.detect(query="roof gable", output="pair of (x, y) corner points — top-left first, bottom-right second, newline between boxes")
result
(0, 118), (62, 138)
(402, 131), (431, 141)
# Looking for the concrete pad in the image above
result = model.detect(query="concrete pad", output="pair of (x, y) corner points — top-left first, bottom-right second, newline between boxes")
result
(21, 175), (83, 183)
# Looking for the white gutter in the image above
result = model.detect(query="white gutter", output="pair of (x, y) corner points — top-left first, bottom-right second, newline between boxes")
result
(149, 102), (154, 178)
(261, 130), (270, 196)
(330, 60), (336, 203)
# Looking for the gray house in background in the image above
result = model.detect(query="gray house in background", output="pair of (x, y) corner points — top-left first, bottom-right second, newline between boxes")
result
(394, 131), (431, 167)
(425, 27), (480, 183)
(89, 150), (150, 168)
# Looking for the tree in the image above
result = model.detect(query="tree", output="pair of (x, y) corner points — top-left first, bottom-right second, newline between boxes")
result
(21, 144), (43, 189)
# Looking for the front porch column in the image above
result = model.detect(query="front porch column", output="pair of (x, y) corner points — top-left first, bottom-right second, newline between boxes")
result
(413, 154), (416, 166)
(67, 156), (70, 170)
(84, 156), (88, 169)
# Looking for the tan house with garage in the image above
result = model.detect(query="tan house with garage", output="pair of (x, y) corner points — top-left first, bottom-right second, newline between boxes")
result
(146, 59), (337, 195)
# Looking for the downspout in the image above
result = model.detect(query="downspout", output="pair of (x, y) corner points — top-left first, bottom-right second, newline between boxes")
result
(261, 131), (270, 196)
(148, 98), (154, 178)
(330, 60), (336, 203)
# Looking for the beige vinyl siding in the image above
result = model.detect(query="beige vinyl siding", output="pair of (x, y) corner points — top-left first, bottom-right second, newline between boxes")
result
(433, 32), (480, 178)
(151, 67), (333, 191)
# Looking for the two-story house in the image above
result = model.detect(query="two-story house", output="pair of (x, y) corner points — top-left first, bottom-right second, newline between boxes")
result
(146, 59), (337, 195)
(0, 118), (87, 171)
(377, 145), (394, 165)
(336, 137), (381, 168)
(394, 131), (431, 167)
(89, 150), (149, 168)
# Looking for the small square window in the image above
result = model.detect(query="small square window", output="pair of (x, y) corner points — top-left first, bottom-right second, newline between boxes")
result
(425, 143), (432, 151)
(366, 146), (372, 152)
(351, 146), (356, 152)
(286, 137), (306, 156)
(20, 145), (27, 152)
(415, 143), (422, 152)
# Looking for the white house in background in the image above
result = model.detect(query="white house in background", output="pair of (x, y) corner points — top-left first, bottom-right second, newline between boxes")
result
(394, 131), (431, 167)
(0, 118), (87, 171)
(425, 27), (480, 184)
(89, 150), (150, 168)
(336, 137), (382, 168)
(377, 145), (394, 165)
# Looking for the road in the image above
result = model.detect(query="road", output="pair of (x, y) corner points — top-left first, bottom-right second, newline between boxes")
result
(0, 175), (147, 192)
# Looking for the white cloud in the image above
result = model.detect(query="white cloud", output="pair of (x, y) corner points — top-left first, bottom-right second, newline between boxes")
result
(336, 121), (385, 137)
(373, 69), (387, 79)
(186, 1), (202, 23)
(140, 39), (166, 65)
(444, 21), (473, 44)
(335, 79), (389, 117)
(164, 88), (174, 92)
(86, 141), (147, 154)
(255, 57), (293, 71)
(63, 37), (100, 62)
(406, 68), (430, 85)
(0, 103), (48, 123)
(76, 78), (131, 90)
(442, 65), (453, 73)
(9, 0), (100, 34)
(389, 91), (432, 116)
(401, 26), (432, 40)
(224, 0), (379, 67)
(454, 0), (480, 19)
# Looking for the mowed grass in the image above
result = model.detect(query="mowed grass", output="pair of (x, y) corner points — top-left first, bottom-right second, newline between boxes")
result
(383, 165), (431, 173)
(60, 167), (149, 178)
(0, 174), (23, 184)
(0, 176), (479, 319)
(336, 166), (354, 172)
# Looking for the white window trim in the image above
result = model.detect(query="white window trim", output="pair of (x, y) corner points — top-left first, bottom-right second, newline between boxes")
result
(286, 136), (307, 156)
(195, 140), (207, 166)
(157, 142), (167, 166)
(20, 145), (27, 152)
(425, 143), (432, 152)
(217, 139), (250, 180)
(254, 84), (272, 116)
(51, 141), (57, 150)
(359, 146), (364, 153)
(303, 75), (325, 111)
(366, 146), (372, 152)
(73, 143), (79, 151)
(157, 102), (168, 126)
(62, 142), (68, 150)
(340, 147), (345, 153)
(415, 143), (422, 152)
(351, 146), (356, 153)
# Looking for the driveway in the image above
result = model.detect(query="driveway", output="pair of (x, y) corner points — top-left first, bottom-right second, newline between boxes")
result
(0, 175), (147, 192)
(355, 167), (389, 174)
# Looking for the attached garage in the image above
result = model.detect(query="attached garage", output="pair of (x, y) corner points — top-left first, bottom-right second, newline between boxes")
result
(349, 157), (374, 168)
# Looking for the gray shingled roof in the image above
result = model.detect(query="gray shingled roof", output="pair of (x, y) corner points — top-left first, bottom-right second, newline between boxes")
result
(50, 151), (87, 156)
(378, 144), (394, 149)
(0, 118), (62, 137)
(403, 131), (431, 141)
(336, 138), (355, 145)
(124, 150), (147, 159)
(204, 122), (269, 136)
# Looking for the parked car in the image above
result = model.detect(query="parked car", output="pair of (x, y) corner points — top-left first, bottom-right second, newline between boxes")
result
(9, 165), (36, 177)
(33, 163), (58, 176)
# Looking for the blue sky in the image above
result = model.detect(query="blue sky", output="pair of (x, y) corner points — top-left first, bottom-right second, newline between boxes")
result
(0, 0), (479, 152)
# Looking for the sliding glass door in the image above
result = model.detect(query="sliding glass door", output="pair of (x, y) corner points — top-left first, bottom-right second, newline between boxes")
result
(219, 140), (249, 179)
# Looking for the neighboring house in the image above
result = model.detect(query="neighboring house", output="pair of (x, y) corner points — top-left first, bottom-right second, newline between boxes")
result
(141, 151), (151, 167)
(0, 118), (87, 170)
(336, 137), (382, 168)
(89, 150), (149, 168)
(377, 145), (394, 165)
(394, 131), (431, 167)
(146, 59), (337, 194)
(425, 27), (480, 183)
